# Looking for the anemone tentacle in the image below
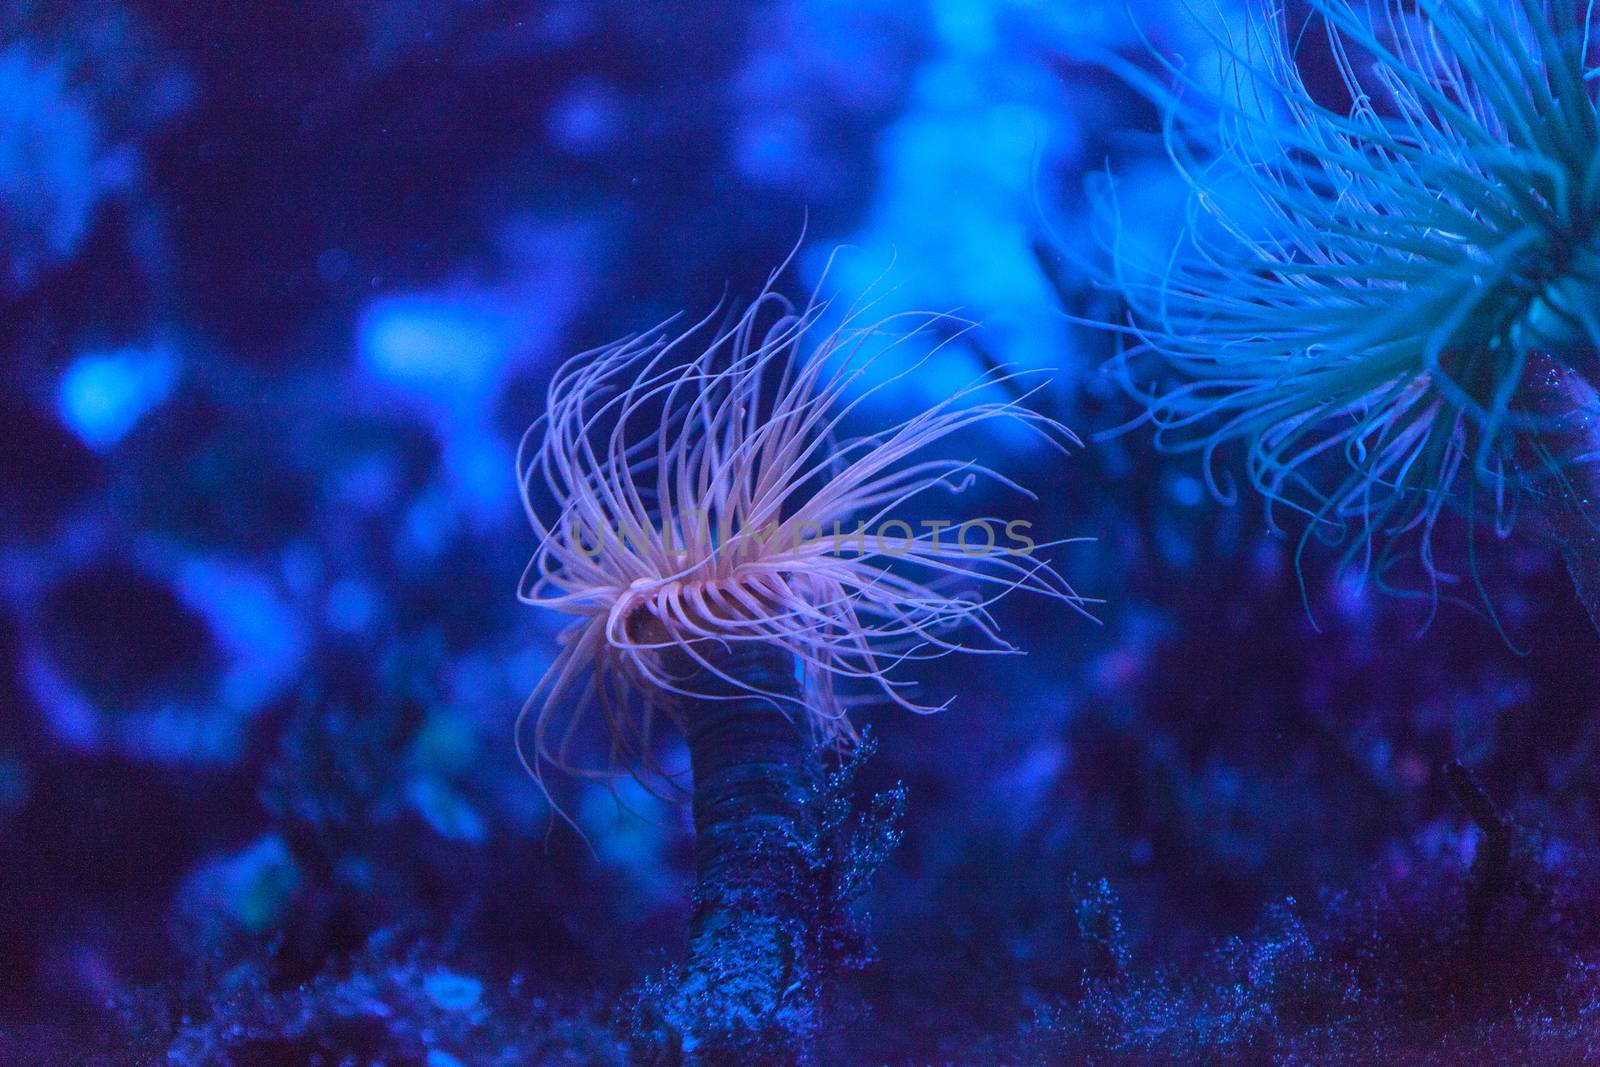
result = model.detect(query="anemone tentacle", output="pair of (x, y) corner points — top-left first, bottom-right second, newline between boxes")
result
(518, 256), (1092, 787)
(1110, 0), (1600, 605)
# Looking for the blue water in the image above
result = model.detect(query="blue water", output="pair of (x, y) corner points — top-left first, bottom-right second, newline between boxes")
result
(3, 1), (1598, 1063)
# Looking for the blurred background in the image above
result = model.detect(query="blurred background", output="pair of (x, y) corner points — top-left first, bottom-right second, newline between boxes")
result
(3, 0), (1599, 1062)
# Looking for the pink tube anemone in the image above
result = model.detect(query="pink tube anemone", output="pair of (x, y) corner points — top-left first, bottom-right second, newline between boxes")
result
(516, 255), (1092, 785)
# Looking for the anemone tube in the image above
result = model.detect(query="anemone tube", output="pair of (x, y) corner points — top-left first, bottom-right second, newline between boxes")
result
(1519, 355), (1600, 630)
(636, 632), (824, 1064)
(517, 258), (1089, 1061)
(1102, 0), (1600, 626)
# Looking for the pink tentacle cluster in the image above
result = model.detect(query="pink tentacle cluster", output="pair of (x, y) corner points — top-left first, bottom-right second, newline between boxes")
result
(517, 255), (1091, 786)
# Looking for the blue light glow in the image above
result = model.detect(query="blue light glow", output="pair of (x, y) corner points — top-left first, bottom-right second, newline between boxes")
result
(358, 295), (511, 398)
(57, 346), (177, 450)
(0, 45), (103, 283)
(174, 558), (305, 713)
(423, 970), (482, 1012)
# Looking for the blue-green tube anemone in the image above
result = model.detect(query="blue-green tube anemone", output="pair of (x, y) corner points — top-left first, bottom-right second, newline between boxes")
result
(1106, 0), (1600, 625)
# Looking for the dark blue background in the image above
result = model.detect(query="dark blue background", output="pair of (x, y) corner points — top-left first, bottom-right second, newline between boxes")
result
(3, 1), (1598, 1062)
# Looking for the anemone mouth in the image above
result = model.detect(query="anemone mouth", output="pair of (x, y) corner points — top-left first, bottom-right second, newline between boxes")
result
(1508, 240), (1600, 360)
(618, 577), (775, 649)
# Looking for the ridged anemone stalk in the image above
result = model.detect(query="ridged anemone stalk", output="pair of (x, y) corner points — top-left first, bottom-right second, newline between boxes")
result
(1105, 0), (1600, 627)
(517, 258), (1089, 1062)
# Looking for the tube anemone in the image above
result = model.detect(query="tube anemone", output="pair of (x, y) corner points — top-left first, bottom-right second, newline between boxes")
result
(517, 255), (1089, 1061)
(1105, 0), (1600, 621)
